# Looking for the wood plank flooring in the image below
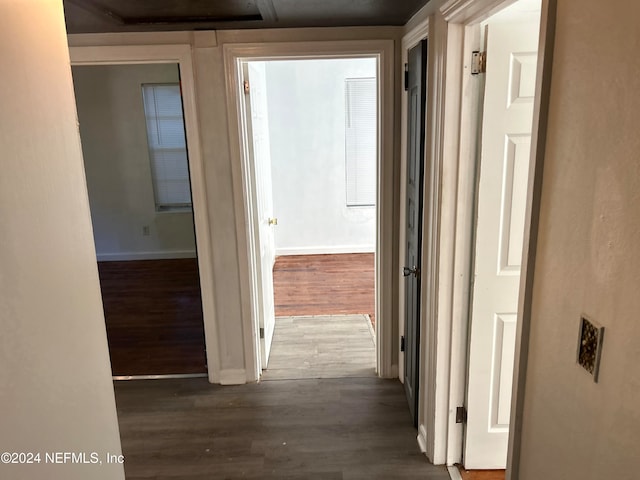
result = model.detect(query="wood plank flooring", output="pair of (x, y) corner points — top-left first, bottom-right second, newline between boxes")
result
(273, 253), (376, 328)
(98, 259), (207, 376)
(261, 315), (376, 381)
(458, 467), (505, 480)
(98, 254), (374, 376)
(114, 377), (450, 479)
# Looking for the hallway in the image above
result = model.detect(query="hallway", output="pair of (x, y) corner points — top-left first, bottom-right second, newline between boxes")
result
(114, 377), (449, 479)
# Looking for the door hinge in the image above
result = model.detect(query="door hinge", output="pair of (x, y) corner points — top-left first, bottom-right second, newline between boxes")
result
(259, 327), (264, 339)
(400, 335), (406, 352)
(456, 406), (468, 424)
(471, 51), (486, 75)
(243, 79), (250, 94)
(404, 63), (409, 91)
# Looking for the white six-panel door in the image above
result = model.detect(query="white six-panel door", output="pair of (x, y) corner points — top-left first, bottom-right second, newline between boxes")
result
(464, 12), (540, 469)
(243, 61), (276, 369)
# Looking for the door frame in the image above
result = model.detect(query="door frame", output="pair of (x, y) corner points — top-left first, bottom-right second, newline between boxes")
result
(223, 40), (395, 382)
(68, 44), (220, 383)
(416, 0), (557, 472)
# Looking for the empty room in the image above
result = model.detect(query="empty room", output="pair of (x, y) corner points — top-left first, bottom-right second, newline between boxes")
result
(239, 57), (379, 381)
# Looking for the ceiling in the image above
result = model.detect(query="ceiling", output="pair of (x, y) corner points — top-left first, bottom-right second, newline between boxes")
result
(63, 0), (431, 34)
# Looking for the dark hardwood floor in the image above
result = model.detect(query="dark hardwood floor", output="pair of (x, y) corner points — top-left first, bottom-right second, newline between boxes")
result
(273, 253), (376, 328)
(98, 254), (374, 376)
(98, 258), (207, 376)
(114, 377), (449, 479)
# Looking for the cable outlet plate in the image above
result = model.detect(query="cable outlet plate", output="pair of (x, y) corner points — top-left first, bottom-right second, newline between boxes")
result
(577, 315), (604, 382)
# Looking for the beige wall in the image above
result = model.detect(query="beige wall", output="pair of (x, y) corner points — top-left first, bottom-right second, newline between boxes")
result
(73, 63), (197, 261)
(519, 0), (640, 478)
(0, 1), (124, 479)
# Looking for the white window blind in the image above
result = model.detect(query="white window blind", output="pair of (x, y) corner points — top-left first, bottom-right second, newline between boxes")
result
(142, 83), (192, 211)
(345, 77), (377, 207)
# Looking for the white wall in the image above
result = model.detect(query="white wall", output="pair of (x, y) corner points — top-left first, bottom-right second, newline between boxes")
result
(265, 58), (377, 255)
(73, 64), (197, 261)
(0, 1), (124, 479)
(518, 0), (640, 478)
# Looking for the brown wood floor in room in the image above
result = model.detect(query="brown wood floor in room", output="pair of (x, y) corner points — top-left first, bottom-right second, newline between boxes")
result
(99, 254), (373, 376)
(114, 377), (450, 480)
(273, 253), (376, 327)
(98, 258), (207, 376)
(458, 467), (506, 480)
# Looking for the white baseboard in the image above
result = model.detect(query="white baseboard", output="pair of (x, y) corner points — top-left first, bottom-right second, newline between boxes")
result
(417, 424), (428, 454)
(276, 245), (375, 256)
(96, 250), (197, 261)
(218, 369), (247, 385)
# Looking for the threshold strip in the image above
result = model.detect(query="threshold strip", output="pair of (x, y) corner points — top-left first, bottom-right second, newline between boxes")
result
(112, 373), (208, 381)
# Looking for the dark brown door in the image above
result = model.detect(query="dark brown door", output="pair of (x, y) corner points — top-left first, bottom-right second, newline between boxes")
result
(403, 40), (427, 427)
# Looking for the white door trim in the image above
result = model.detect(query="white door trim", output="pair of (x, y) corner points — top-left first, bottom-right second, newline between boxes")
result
(222, 40), (396, 382)
(419, 0), (556, 470)
(441, 0), (518, 23)
(68, 44), (220, 384)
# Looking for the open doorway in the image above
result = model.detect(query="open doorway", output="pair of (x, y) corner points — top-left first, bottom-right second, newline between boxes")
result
(453, 0), (543, 477)
(238, 57), (379, 381)
(71, 63), (208, 378)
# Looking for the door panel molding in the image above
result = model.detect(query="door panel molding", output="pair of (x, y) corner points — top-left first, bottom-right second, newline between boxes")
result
(465, 16), (540, 467)
(507, 1), (557, 477)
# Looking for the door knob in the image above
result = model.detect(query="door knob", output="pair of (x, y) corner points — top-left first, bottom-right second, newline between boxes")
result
(403, 265), (420, 278)
(268, 217), (278, 226)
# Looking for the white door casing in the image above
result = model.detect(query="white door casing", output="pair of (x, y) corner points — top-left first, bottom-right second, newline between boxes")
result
(242, 61), (276, 369)
(223, 40), (395, 383)
(464, 15), (540, 469)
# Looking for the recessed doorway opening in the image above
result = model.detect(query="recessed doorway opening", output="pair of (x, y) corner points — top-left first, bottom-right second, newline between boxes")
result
(236, 56), (380, 381)
(72, 62), (208, 379)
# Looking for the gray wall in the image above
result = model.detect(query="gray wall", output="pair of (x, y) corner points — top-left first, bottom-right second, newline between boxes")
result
(519, 0), (640, 478)
(265, 58), (377, 255)
(0, 2), (124, 478)
(73, 63), (196, 261)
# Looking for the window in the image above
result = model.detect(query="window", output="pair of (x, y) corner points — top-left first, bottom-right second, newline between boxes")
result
(142, 83), (192, 211)
(345, 77), (377, 207)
